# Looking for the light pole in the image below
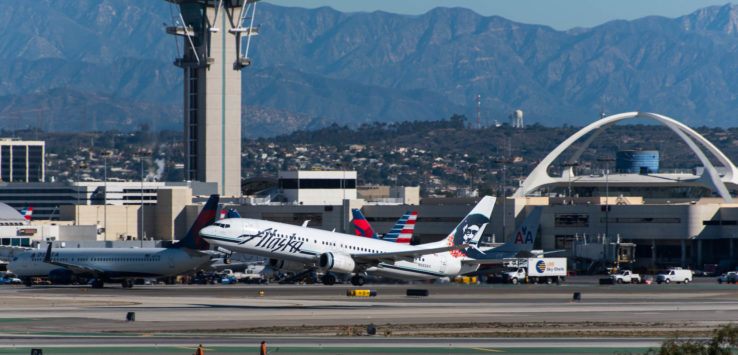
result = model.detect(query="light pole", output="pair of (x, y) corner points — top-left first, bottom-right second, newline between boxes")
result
(597, 156), (616, 242)
(134, 151), (151, 247)
(561, 161), (579, 199)
(495, 157), (512, 241)
(101, 150), (111, 242)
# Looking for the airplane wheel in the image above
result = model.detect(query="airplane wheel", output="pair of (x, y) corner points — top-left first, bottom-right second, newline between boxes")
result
(121, 280), (133, 288)
(23, 278), (32, 287)
(351, 275), (365, 286)
(322, 274), (336, 285)
(92, 279), (104, 288)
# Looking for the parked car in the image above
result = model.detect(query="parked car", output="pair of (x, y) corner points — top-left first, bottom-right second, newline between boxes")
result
(717, 271), (738, 284)
(0, 273), (21, 285)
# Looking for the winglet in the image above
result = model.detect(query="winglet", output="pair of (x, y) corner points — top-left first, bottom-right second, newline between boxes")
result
(43, 243), (52, 263)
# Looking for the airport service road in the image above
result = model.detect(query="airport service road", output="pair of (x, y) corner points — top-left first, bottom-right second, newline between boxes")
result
(0, 277), (732, 353)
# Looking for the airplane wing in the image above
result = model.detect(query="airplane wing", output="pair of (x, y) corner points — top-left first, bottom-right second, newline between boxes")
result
(352, 244), (468, 264)
(43, 244), (104, 277)
(460, 250), (539, 265)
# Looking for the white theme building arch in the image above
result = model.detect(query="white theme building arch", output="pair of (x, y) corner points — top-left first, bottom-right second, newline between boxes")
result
(514, 112), (738, 203)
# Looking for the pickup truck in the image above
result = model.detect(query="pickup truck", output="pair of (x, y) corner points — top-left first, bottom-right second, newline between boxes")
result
(609, 270), (641, 284)
(717, 271), (738, 284)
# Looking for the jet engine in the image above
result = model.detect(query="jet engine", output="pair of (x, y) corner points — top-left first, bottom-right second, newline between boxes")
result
(48, 268), (74, 284)
(318, 252), (356, 274)
(268, 258), (305, 273)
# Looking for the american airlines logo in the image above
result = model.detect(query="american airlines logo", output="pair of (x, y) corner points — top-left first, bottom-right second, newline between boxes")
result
(513, 226), (534, 244)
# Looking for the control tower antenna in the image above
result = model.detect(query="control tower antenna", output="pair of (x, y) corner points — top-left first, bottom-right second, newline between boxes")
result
(476, 94), (481, 129)
(164, 0), (261, 196)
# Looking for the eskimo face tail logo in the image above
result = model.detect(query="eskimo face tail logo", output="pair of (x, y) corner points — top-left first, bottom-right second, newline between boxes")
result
(513, 226), (534, 245)
(535, 260), (546, 273)
(447, 214), (489, 258)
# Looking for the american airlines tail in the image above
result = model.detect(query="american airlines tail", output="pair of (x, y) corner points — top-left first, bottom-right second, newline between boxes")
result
(21, 207), (33, 222)
(351, 209), (378, 239)
(172, 195), (219, 250)
(424, 196), (495, 257)
(466, 206), (542, 261)
(383, 211), (417, 243)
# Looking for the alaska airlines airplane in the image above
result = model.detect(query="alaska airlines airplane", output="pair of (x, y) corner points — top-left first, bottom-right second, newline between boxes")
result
(8, 195), (220, 288)
(200, 196), (534, 285)
(351, 209), (417, 243)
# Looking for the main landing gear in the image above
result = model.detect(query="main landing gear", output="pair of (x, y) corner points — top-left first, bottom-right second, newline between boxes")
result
(350, 275), (366, 286)
(121, 279), (133, 288)
(322, 273), (336, 285)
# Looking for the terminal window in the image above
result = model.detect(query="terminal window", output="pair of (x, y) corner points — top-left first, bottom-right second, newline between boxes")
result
(555, 235), (576, 249)
(554, 214), (589, 227)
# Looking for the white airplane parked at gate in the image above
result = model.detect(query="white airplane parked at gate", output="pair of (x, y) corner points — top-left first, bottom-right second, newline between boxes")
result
(200, 196), (537, 285)
(8, 195), (221, 288)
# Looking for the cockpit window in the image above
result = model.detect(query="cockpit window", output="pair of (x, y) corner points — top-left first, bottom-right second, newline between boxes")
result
(213, 223), (230, 228)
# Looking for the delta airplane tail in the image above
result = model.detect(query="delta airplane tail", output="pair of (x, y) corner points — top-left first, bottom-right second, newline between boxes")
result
(351, 209), (378, 239)
(172, 195), (219, 250)
(383, 211), (417, 243)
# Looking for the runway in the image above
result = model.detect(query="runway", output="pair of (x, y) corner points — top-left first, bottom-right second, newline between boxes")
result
(0, 277), (733, 354)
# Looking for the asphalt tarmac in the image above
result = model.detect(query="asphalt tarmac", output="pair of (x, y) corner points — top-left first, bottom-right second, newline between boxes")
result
(0, 276), (734, 354)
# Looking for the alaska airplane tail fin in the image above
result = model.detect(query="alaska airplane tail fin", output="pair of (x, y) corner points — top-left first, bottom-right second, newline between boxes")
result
(425, 196), (495, 254)
(382, 211), (417, 243)
(172, 195), (219, 250)
(351, 209), (378, 239)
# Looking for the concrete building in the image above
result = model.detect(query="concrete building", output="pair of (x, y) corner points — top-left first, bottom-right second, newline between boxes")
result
(0, 139), (44, 183)
(166, 0), (260, 196)
(509, 112), (738, 270)
(275, 170), (357, 205)
(0, 181), (216, 220)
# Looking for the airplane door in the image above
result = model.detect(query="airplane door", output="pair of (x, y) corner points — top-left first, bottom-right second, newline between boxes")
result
(440, 255), (447, 273)
(168, 256), (175, 268)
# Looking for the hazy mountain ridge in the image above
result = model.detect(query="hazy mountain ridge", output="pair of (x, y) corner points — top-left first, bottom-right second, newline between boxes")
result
(2, 2), (738, 136)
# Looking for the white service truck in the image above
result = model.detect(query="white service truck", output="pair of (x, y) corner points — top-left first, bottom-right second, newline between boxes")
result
(502, 258), (567, 285)
(609, 270), (641, 284)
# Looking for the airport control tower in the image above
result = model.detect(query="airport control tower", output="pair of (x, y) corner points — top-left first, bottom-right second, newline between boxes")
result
(165, 0), (259, 196)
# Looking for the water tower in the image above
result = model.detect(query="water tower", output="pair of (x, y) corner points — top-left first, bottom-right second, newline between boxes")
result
(165, 0), (260, 196)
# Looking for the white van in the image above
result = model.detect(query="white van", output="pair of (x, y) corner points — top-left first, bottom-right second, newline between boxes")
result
(656, 268), (693, 284)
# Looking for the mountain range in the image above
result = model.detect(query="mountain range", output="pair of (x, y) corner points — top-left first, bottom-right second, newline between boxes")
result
(2, 1), (738, 137)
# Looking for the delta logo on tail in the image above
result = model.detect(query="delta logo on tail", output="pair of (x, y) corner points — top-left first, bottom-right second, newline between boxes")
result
(351, 209), (378, 239)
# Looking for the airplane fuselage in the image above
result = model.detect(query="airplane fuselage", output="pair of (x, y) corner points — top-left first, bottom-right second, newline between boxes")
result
(201, 218), (476, 280)
(9, 247), (211, 279)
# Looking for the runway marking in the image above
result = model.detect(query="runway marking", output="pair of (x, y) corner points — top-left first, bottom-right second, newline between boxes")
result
(468, 347), (504, 352)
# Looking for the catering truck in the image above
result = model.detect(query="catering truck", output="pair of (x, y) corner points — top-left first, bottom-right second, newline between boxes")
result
(502, 258), (567, 284)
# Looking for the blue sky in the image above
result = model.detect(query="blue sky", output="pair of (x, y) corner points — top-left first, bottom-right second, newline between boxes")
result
(264, 0), (733, 30)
